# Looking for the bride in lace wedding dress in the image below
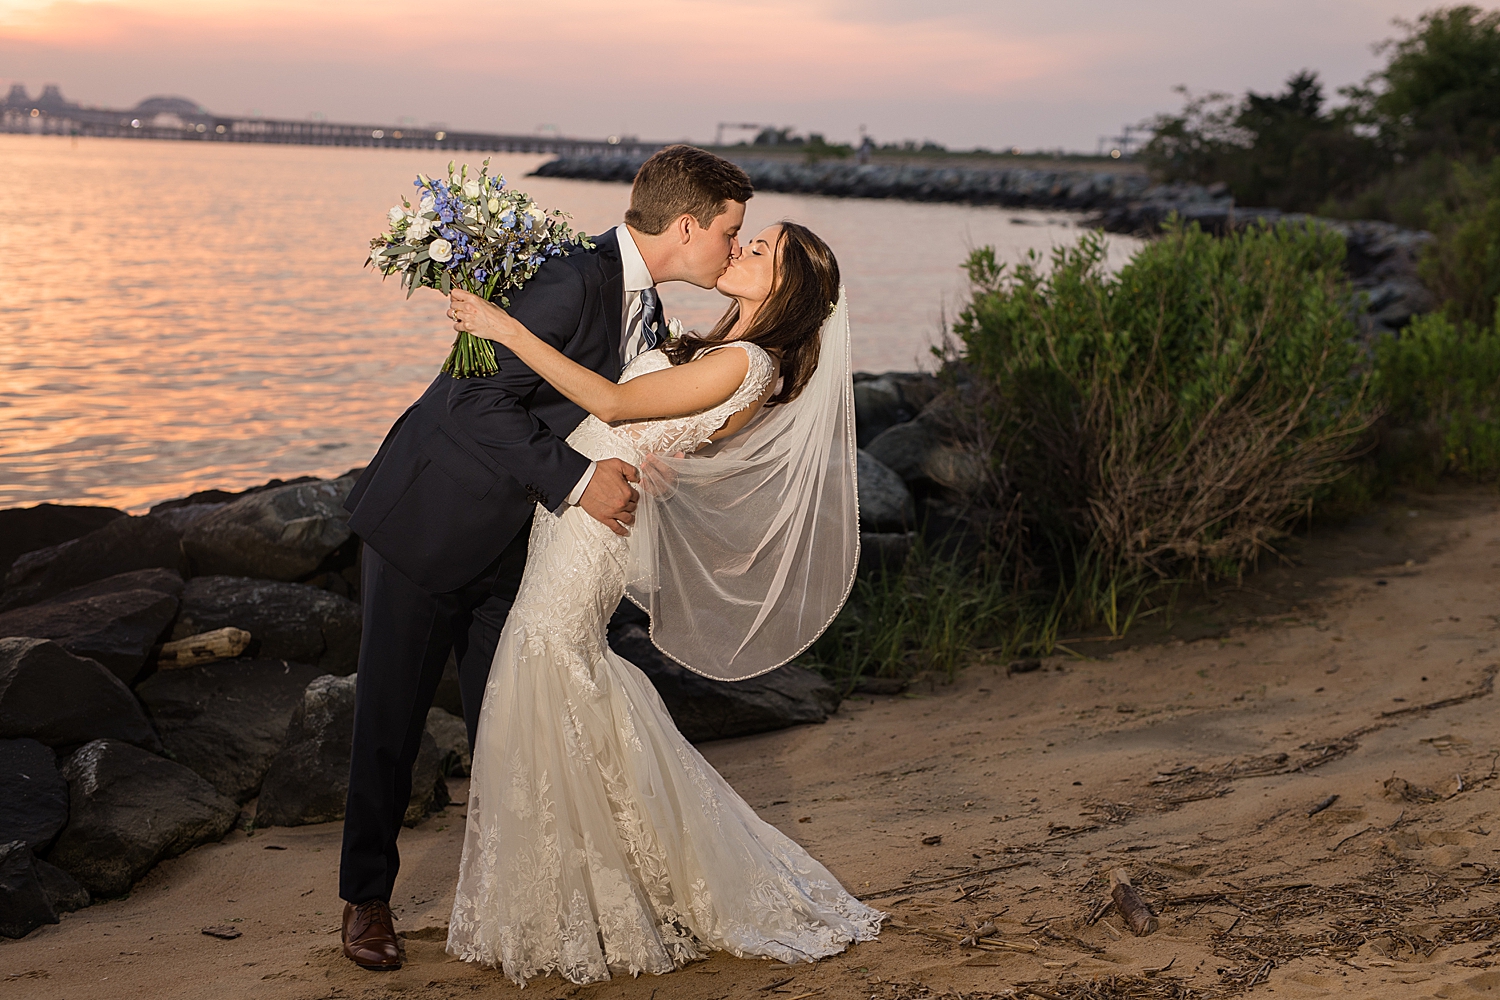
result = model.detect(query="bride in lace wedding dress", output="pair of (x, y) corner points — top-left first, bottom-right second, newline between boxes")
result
(442, 223), (881, 985)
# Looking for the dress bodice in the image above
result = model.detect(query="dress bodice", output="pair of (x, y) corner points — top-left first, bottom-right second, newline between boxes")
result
(566, 341), (776, 463)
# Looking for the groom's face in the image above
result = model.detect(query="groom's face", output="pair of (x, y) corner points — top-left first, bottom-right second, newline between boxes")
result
(679, 200), (746, 288)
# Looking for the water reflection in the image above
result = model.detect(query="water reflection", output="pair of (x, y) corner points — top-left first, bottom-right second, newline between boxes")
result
(0, 136), (1140, 511)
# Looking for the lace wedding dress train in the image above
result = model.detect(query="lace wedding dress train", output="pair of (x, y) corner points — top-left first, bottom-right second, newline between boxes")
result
(447, 342), (883, 986)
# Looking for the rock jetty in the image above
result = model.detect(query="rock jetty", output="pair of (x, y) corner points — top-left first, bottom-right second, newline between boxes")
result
(534, 155), (1432, 338)
(2, 452), (900, 935)
(535, 153), (1166, 213)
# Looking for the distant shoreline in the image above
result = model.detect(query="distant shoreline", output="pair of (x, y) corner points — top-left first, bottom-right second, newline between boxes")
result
(531, 153), (1433, 255)
(533, 153), (1162, 223)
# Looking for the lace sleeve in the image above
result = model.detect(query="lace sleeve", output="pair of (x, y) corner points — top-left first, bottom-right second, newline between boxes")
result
(707, 341), (776, 416)
(606, 342), (778, 459)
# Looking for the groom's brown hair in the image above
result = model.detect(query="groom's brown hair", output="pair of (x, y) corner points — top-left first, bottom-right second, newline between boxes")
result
(625, 145), (753, 235)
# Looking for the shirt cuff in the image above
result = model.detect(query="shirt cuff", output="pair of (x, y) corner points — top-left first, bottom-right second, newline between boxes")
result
(565, 461), (597, 506)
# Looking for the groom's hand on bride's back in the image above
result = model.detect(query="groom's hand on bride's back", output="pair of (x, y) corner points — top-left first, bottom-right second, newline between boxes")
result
(580, 458), (639, 535)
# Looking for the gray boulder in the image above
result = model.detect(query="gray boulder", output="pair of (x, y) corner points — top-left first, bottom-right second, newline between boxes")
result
(0, 572), (181, 685)
(256, 675), (354, 827)
(170, 576), (361, 674)
(0, 840), (57, 939)
(150, 475), (321, 513)
(857, 450), (915, 531)
(0, 638), (161, 754)
(35, 856), (88, 913)
(853, 373), (944, 447)
(864, 405), (989, 495)
(0, 841), (86, 938)
(608, 624), (839, 742)
(923, 444), (990, 495)
(33, 567), (184, 604)
(181, 477), (355, 580)
(0, 506), (214, 612)
(49, 739), (238, 897)
(1364, 275), (1437, 331)
(0, 739), (68, 851)
(854, 376), (907, 446)
(135, 659), (327, 802)
(859, 532), (916, 576)
(426, 706), (471, 777)
(864, 414), (941, 483)
(0, 504), (125, 582)
(257, 674), (447, 828)
(886, 372), (941, 414)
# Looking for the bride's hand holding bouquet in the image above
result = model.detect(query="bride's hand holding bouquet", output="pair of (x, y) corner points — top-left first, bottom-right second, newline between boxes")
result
(367, 159), (590, 378)
(446, 287), (527, 346)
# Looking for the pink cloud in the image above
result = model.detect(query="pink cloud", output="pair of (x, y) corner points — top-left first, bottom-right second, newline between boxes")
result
(0, 0), (1079, 99)
(0, 0), (1439, 148)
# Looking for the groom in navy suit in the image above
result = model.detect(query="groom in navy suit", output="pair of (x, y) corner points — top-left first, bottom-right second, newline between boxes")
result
(338, 146), (752, 970)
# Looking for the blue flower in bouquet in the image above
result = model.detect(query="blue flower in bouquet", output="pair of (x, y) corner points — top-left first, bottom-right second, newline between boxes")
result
(367, 157), (592, 378)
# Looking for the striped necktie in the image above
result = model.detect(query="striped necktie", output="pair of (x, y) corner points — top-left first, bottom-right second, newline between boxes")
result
(638, 287), (665, 352)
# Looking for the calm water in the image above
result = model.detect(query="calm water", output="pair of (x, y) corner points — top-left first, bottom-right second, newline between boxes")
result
(0, 136), (1142, 512)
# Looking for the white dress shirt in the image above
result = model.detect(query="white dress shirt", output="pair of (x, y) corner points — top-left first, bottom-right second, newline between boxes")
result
(564, 224), (657, 506)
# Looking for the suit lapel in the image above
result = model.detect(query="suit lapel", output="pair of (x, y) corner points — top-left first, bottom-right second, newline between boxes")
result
(596, 229), (624, 371)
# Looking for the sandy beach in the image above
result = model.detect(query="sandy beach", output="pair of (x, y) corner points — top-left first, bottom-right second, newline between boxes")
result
(4, 487), (1498, 1000)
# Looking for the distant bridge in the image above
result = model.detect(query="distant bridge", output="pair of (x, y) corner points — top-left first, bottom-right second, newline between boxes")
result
(0, 88), (664, 158)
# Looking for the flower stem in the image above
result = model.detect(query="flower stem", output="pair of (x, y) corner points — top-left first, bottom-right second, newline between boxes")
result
(442, 330), (500, 378)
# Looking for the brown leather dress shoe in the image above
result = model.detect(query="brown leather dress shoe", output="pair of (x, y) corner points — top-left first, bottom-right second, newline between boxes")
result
(342, 900), (402, 970)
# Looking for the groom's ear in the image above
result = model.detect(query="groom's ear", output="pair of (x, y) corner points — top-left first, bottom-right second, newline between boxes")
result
(671, 213), (696, 245)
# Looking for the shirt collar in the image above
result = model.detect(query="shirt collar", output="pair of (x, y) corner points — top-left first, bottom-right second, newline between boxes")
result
(615, 223), (654, 293)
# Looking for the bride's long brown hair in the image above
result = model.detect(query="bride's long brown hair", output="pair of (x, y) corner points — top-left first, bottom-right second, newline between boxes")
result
(663, 221), (839, 406)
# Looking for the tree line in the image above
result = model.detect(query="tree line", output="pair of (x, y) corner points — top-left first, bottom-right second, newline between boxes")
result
(1140, 5), (1500, 228)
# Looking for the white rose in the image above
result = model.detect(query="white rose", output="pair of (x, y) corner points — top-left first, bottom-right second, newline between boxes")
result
(387, 206), (405, 226)
(462, 179), (481, 199)
(429, 238), (453, 263)
(369, 246), (386, 265)
(487, 198), (501, 214)
(667, 317), (684, 341)
(406, 216), (433, 241)
(419, 191), (435, 213)
(526, 206), (546, 222)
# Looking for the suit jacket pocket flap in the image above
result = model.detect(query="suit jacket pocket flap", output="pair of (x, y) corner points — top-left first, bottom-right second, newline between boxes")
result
(422, 425), (499, 501)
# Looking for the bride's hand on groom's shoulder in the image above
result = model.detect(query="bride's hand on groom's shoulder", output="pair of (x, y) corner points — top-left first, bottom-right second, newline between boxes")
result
(448, 288), (515, 344)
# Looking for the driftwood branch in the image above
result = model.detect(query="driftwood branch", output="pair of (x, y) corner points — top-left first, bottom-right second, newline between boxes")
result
(155, 627), (250, 669)
(1110, 869), (1158, 936)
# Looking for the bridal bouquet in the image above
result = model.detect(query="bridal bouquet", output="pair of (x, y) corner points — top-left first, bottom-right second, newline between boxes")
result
(367, 159), (592, 378)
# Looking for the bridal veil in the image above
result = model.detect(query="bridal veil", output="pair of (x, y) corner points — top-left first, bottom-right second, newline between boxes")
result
(626, 288), (859, 681)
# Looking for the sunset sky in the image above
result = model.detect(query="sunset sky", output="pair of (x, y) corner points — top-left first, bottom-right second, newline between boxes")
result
(0, 0), (1453, 150)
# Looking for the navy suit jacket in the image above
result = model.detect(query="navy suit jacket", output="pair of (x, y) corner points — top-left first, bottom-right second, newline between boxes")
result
(346, 229), (624, 592)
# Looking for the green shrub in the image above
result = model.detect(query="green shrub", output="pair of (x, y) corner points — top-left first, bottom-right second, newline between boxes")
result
(811, 221), (1378, 689)
(1369, 156), (1500, 484)
(1420, 157), (1500, 329)
(950, 219), (1377, 581)
(1317, 152), (1455, 230)
(806, 540), (1040, 692)
(1375, 307), (1500, 480)
(803, 538), (1171, 691)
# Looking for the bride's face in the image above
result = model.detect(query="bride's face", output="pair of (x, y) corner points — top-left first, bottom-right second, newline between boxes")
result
(716, 225), (781, 304)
